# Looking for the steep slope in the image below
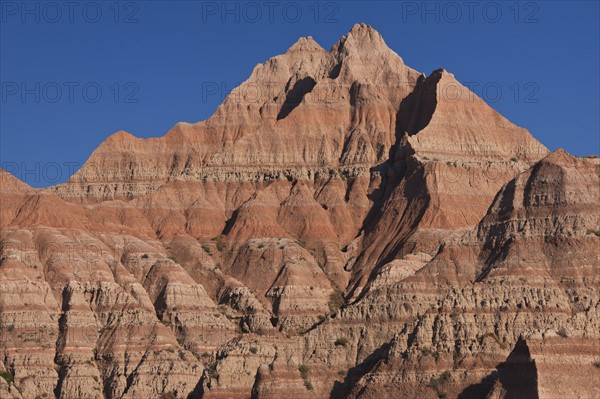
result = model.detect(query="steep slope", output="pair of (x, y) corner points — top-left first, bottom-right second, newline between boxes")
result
(331, 150), (599, 399)
(51, 24), (548, 303)
(1, 24), (596, 399)
(346, 69), (548, 295)
(53, 24), (421, 202)
(0, 168), (35, 228)
(0, 175), (235, 398)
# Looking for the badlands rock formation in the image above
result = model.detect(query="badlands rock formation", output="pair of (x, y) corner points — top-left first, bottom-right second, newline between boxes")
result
(1, 24), (598, 399)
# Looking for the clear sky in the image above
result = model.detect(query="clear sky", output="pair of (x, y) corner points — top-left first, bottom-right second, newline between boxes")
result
(1, 0), (598, 187)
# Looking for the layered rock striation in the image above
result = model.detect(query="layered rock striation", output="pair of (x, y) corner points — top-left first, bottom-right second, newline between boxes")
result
(1, 24), (597, 399)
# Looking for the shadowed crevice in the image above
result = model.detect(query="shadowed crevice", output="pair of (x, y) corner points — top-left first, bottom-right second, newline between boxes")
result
(495, 338), (539, 399)
(457, 370), (498, 399)
(276, 77), (317, 120)
(330, 341), (393, 398)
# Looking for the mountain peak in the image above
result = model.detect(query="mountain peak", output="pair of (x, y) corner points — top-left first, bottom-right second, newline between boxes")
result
(0, 168), (32, 194)
(287, 36), (324, 53)
(105, 130), (136, 143)
(332, 23), (389, 56)
(540, 148), (584, 166)
(348, 23), (380, 38)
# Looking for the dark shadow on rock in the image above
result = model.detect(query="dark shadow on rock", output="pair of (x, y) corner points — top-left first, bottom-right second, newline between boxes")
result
(394, 72), (438, 139)
(459, 338), (539, 399)
(186, 377), (204, 399)
(344, 71), (443, 301)
(277, 77), (316, 120)
(330, 341), (392, 399)
(457, 370), (498, 399)
(496, 338), (539, 399)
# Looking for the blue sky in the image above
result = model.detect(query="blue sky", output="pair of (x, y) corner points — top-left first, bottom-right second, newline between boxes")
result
(1, 0), (598, 187)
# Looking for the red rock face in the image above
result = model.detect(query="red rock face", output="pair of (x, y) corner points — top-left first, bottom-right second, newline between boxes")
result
(1, 24), (598, 399)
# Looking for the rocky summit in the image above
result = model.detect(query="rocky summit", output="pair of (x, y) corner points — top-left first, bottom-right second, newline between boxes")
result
(0, 23), (598, 399)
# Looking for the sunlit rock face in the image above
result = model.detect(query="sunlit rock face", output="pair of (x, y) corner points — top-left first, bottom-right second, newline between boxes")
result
(2, 24), (597, 399)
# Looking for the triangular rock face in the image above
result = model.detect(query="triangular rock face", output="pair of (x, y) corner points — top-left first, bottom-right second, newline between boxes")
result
(49, 25), (548, 293)
(0, 169), (32, 194)
(477, 149), (600, 282)
(0, 169), (34, 228)
(398, 69), (547, 161)
(54, 24), (422, 202)
(344, 69), (549, 293)
(2, 24), (597, 399)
